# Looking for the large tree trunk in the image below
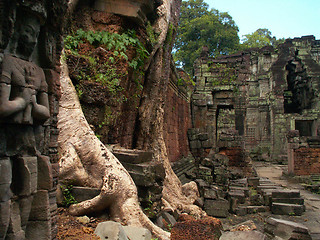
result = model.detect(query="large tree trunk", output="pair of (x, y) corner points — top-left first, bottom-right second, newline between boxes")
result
(135, 0), (205, 219)
(58, 62), (170, 239)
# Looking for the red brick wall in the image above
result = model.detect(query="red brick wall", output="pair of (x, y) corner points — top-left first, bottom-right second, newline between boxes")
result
(163, 82), (191, 162)
(294, 148), (320, 175)
(219, 147), (245, 167)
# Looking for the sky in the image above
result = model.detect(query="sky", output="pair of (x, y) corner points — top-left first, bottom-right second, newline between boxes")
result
(206, 0), (320, 41)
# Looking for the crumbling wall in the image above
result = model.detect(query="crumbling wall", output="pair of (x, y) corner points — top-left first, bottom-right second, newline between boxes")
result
(163, 67), (191, 162)
(190, 36), (320, 169)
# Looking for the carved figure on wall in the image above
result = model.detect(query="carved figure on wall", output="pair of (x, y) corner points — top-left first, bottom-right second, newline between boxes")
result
(0, 6), (50, 239)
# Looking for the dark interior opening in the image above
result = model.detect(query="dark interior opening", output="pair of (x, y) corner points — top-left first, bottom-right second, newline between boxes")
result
(295, 120), (314, 136)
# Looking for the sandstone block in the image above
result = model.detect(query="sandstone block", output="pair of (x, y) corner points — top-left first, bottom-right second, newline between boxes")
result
(0, 158), (12, 185)
(37, 155), (53, 190)
(25, 220), (51, 240)
(265, 217), (311, 240)
(272, 197), (304, 205)
(95, 221), (128, 240)
(122, 226), (151, 240)
(271, 190), (300, 199)
(271, 203), (304, 216)
(29, 190), (50, 221)
(220, 230), (267, 240)
(204, 199), (229, 218)
(71, 186), (100, 203)
(0, 201), (10, 239)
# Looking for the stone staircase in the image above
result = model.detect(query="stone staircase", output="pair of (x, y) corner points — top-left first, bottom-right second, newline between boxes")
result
(229, 177), (305, 216)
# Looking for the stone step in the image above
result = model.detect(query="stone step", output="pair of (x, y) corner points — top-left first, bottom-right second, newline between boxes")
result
(271, 202), (305, 216)
(265, 217), (311, 240)
(271, 189), (301, 199)
(272, 197), (304, 205)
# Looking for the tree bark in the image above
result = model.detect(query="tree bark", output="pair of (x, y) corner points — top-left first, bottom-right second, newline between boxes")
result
(135, 0), (205, 219)
(58, 62), (170, 240)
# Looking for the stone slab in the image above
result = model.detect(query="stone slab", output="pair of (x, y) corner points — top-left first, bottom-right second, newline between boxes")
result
(265, 217), (311, 239)
(272, 197), (304, 205)
(122, 226), (151, 240)
(71, 187), (100, 203)
(95, 221), (128, 240)
(204, 199), (229, 218)
(220, 230), (267, 240)
(271, 203), (304, 216)
(271, 190), (300, 199)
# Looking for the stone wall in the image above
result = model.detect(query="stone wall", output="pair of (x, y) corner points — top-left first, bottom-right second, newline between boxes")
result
(0, 1), (67, 239)
(294, 148), (320, 175)
(163, 70), (191, 162)
(190, 36), (320, 168)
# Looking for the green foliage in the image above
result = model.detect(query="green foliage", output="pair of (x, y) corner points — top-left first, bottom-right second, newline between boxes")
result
(146, 21), (158, 46)
(60, 185), (77, 207)
(64, 29), (148, 95)
(174, 0), (240, 73)
(209, 63), (237, 86)
(241, 28), (285, 50)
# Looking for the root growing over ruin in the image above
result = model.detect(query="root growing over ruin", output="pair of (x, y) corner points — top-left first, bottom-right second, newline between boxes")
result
(58, 62), (170, 239)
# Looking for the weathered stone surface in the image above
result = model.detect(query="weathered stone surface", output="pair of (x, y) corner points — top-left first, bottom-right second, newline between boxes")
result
(29, 190), (50, 221)
(71, 187), (100, 203)
(265, 217), (311, 240)
(271, 190), (301, 199)
(25, 220), (51, 240)
(37, 155), (53, 190)
(122, 226), (151, 240)
(271, 202), (304, 216)
(95, 221), (128, 240)
(204, 199), (229, 218)
(220, 231), (267, 240)
(171, 216), (222, 240)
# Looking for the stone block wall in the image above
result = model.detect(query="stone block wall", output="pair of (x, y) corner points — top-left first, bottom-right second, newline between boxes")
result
(190, 36), (320, 165)
(164, 79), (191, 162)
(293, 148), (320, 175)
(0, 1), (67, 239)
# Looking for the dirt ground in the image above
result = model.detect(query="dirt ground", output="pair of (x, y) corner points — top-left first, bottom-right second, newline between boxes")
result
(57, 208), (103, 240)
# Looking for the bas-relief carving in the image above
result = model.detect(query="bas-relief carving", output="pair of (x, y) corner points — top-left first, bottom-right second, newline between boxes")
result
(0, 7), (50, 240)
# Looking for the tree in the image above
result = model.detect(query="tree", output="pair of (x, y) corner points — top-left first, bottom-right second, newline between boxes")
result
(58, 0), (204, 239)
(241, 28), (285, 49)
(174, 0), (240, 73)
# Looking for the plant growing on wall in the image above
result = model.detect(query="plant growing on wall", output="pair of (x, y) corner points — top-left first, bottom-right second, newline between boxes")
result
(64, 29), (148, 98)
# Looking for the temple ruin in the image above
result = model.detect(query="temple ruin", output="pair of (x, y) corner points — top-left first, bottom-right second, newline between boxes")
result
(189, 36), (320, 176)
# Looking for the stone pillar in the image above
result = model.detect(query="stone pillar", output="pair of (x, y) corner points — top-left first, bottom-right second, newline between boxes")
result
(287, 130), (300, 175)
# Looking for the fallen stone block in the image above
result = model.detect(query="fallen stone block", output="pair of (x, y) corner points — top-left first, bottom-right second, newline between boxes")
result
(122, 226), (151, 240)
(204, 188), (218, 200)
(204, 199), (229, 218)
(246, 206), (268, 214)
(228, 190), (246, 204)
(265, 217), (311, 240)
(229, 186), (249, 196)
(272, 197), (304, 205)
(271, 190), (300, 199)
(220, 230), (267, 240)
(247, 177), (260, 188)
(271, 203), (304, 216)
(95, 221), (128, 240)
(235, 206), (247, 216)
(71, 186), (101, 203)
